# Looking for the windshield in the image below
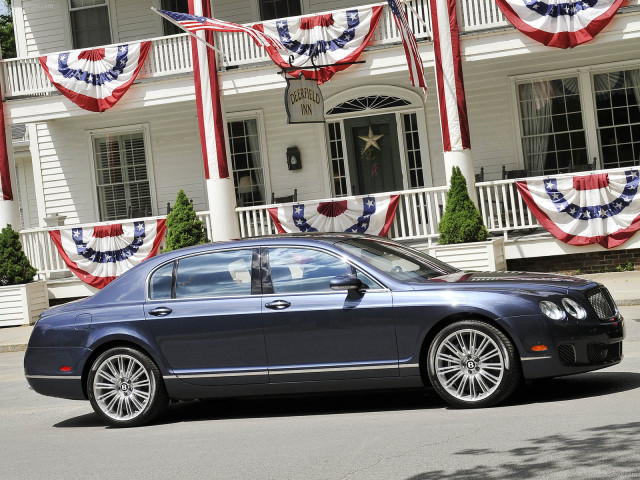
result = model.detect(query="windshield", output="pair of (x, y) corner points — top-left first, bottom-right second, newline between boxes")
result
(336, 238), (459, 283)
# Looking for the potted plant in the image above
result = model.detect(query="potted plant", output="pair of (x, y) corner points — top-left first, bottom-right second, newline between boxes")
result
(0, 224), (48, 326)
(430, 166), (505, 271)
(164, 189), (206, 252)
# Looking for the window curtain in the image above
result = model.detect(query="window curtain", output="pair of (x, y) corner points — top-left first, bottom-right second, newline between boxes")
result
(519, 81), (553, 174)
(245, 120), (265, 204)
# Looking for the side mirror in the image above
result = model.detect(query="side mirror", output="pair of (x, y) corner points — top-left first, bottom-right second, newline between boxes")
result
(330, 275), (363, 292)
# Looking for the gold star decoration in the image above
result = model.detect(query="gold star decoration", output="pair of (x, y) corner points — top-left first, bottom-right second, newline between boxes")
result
(358, 126), (384, 153)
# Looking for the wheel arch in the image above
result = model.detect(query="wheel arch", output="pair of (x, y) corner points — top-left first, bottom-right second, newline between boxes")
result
(418, 312), (523, 386)
(81, 337), (167, 400)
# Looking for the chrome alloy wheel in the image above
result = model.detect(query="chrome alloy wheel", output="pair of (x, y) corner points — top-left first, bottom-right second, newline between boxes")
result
(93, 354), (156, 421)
(433, 328), (506, 402)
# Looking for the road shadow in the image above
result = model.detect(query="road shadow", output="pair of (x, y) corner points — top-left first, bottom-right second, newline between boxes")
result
(53, 370), (640, 428)
(406, 421), (640, 479)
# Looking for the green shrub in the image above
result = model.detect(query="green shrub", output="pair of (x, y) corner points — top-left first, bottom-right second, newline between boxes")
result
(438, 166), (488, 245)
(164, 190), (206, 252)
(615, 261), (634, 272)
(0, 224), (37, 285)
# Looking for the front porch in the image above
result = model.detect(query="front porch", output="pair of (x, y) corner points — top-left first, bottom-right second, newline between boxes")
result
(19, 166), (640, 300)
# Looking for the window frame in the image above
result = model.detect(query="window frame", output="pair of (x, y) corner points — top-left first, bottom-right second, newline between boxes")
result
(68, 0), (116, 49)
(261, 245), (387, 296)
(147, 247), (260, 301)
(87, 124), (157, 222)
(256, 0), (303, 21)
(226, 110), (271, 207)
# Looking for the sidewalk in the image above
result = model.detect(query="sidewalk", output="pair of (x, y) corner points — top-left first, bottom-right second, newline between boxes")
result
(2, 271), (639, 354)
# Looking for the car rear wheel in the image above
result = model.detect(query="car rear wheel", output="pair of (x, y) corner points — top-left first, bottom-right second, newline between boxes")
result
(88, 347), (169, 427)
(427, 320), (521, 408)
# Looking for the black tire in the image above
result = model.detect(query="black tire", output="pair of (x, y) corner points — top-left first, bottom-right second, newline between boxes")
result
(87, 347), (169, 427)
(426, 320), (521, 408)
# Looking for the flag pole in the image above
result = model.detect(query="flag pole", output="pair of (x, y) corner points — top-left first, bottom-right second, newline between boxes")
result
(151, 7), (227, 61)
(399, 0), (431, 35)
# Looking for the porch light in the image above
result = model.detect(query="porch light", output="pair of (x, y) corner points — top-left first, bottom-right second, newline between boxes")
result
(286, 146), (302, 171)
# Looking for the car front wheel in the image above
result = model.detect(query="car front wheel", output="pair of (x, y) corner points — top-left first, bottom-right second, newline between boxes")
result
(87, 347), (169, 427)
(427, 320), (521, 408)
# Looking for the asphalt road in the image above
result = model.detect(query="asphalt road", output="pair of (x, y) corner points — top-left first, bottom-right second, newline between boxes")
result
(1, 307), (639, 480)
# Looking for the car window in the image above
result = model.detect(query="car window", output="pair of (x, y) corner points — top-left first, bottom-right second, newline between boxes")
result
(149, 261), (174, 300)
(337, 238), (458, 282)
(267, 247), (381, 294)
(174, 250), (254, 299)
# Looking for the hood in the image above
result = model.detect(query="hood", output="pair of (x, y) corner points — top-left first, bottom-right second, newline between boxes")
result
(426, 271), (594, 291)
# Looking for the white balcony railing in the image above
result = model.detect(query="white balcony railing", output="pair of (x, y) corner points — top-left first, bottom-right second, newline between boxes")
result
(20, 211), (213, 280)
(1, 0), (518, 98)
(2, 33), (193, 99)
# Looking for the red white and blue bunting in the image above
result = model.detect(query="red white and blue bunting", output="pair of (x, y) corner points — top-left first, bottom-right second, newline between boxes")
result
(495, 0), (623, 48)
(39, 41), (151, 112)
(49, 220), (166, 289)
(255, 6), (383, 84)
(516, 171), (640, 248)
(268, 195), (399, 236)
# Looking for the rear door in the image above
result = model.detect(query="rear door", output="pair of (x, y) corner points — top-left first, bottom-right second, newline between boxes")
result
(261, 246), (399, 383)
(144, 248), (268, 386)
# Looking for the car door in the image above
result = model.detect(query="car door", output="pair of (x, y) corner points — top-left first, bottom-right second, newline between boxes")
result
(144, 248), (268, 386)
(261, 246), (399, 383)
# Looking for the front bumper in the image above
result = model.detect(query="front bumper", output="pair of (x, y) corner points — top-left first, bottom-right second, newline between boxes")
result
(502, 314), (625, 380)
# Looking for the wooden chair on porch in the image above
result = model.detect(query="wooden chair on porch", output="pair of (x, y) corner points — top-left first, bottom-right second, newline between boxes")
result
(271, 189), (298, 204)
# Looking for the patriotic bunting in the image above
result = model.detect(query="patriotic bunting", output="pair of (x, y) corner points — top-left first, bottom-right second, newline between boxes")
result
(495, 0), (623, 48)
(268, 195), (399, 236)
(516, 170), (640, 248)
(39, 42), (151, 112)
(255, 6), (383, 84)
(49, 220), (166, 289)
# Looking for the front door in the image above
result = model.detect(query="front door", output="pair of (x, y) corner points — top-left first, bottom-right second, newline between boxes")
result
(344, 114), (404, 195)
(261, 247), (399, 383)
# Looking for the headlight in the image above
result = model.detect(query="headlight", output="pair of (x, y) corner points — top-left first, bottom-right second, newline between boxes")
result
(562, 297), (587, 320)
(539, 300), (565, 320)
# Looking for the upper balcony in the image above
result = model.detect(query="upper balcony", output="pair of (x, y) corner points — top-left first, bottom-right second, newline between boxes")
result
(2, 0), (507, 101)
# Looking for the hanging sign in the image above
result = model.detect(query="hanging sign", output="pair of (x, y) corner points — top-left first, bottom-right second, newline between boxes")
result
(285, 75), (325, 124)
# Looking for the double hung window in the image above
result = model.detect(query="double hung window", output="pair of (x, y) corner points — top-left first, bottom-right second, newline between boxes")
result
(69, 0), (112, 49)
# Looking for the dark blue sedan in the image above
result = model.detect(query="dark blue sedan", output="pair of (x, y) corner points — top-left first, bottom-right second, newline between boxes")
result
(25, 234), (625, 427)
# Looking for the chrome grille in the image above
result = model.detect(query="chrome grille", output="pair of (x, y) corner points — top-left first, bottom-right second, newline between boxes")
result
(587, 288), (616, 320)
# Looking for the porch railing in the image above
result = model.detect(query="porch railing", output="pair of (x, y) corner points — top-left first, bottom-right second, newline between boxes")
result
(236, 185), (450, 242)
(20, 211), (212, 280)
(2, 33), (193, 99)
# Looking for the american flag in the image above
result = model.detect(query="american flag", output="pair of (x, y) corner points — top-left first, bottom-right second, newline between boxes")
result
(387, 0), (427, 98)
(157, 10), (284, 52)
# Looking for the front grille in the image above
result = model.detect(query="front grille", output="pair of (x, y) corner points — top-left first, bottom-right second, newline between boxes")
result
(587, 342), (622, 364)
(587, 288), (617, 320)
(558, 344), (576, 365)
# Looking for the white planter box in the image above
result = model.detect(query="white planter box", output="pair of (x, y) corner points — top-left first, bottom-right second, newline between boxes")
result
(0, 281), (49, 327)
(414, 238), (506, 272)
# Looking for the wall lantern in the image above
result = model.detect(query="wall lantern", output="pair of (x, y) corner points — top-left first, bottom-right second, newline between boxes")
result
(286, 146), (302, 171)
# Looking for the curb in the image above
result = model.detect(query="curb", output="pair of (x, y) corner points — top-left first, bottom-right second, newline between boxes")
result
(0, 344), (27, 354)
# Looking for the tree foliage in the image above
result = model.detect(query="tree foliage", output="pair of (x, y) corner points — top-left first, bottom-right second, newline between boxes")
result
(0, 0), (16, 59)
(164, 190), (206, 252)
(0, 224), (37, 285)
(438, 166), (488, 245)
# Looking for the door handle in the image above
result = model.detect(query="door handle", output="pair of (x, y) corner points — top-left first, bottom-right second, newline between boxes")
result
(265, 300), (291, 310)
(148, 307), (173, 317)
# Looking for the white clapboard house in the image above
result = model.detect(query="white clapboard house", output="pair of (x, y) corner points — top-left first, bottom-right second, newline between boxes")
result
(2, 0), (640, 300)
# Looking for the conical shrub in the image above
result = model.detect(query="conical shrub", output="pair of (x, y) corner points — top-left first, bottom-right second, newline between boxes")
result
(0, 224), (37, 285)
(164, 190), (206, 252)
(438, 166), (488, 245)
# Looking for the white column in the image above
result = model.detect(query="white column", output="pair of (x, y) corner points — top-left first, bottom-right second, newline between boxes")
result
(193, 0), (240, 241)
(444, 150), (478, 205)
(0, 126), (21, 230)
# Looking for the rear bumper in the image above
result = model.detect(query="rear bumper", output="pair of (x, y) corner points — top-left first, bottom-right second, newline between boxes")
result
(24, 346), (90, 400)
